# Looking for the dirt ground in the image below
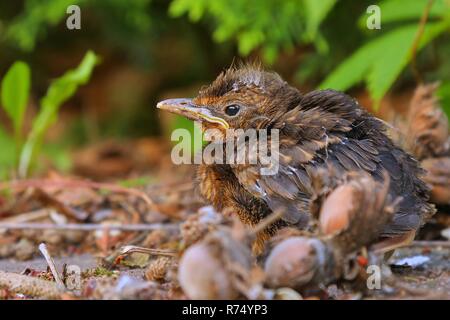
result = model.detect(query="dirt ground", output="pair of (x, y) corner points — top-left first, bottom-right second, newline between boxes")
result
(379, 243), (450, 299)
(1, 241), (449, 300)
(0, 253), (147, 280)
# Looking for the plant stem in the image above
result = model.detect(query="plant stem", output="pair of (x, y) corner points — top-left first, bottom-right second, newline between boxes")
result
(410, 0), (435, 84)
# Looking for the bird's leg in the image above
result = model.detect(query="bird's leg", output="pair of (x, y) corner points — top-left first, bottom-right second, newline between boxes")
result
(370, 230), (416, 256)
(223, 194), (278, 256)
(198, 164), (278, 255)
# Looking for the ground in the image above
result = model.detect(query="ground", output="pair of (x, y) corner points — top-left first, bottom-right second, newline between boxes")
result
(1, 241), (449, 300)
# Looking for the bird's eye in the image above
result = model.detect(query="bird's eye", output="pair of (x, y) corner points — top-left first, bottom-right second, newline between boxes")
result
(224, 104), (240, 117)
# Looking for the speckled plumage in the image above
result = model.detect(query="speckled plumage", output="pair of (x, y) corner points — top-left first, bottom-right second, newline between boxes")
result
(173, 65), (435, 251)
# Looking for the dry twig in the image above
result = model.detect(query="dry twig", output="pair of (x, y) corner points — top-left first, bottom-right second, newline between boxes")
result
(0, 178), (157, 212)
(0, 222), (178, 231)
(410, 0), (435, 83)
(38, 243), (65, 288)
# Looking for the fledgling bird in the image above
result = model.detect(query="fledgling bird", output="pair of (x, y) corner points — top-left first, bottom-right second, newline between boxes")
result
(157, 65), (435, 253)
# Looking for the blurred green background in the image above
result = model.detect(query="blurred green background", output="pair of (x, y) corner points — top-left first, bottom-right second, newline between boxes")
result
(0, 0), (449, 180)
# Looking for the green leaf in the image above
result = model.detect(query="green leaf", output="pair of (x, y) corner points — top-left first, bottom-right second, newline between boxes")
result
(368, 21), (449, 104)
(0, 125), (16, 180)
(170, 114), (204, 155)
(262, 44), (279, 64)
(1, 61), (31, 143)
(437, 81), (450, 118)
(358, 0), (448, 28)
(6, 0), (85, 51)
(303, 0), (336, 39)
(319, 39), (376, 92)
(169, 0), (207, 20)
(18, 51), (100, 178)
(320, 21), (449, 108)
(168, 0), (306, 63)
(238, 29), (265, 55)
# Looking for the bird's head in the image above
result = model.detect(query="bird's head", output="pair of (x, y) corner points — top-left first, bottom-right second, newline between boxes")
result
(157, 64), (302, 133)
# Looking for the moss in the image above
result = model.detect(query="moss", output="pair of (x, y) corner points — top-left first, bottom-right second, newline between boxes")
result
(82, 267), (116, 278)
